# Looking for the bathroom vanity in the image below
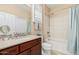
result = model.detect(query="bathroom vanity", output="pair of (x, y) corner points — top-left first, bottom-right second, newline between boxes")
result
(0, 35), (41, 55)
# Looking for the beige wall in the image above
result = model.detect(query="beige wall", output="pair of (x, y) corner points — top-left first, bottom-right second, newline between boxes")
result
(42, 5), (50, 41)
(0, 4), (31, 19)
(42, 5), (50, 16)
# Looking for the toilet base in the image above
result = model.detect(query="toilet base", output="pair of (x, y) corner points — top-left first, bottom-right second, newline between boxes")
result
(42, 50), (52, 55)
(42, 40), (52, 55)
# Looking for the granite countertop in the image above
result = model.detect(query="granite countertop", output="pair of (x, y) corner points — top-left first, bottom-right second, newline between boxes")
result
(0, 35), (41, 50)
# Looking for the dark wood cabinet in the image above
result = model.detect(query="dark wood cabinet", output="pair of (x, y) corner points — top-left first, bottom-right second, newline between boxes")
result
(0, 37), (41, 55)
(31, 44), (41, 55)
(19, 49), (31, 55)
(0, 46), (19, 55)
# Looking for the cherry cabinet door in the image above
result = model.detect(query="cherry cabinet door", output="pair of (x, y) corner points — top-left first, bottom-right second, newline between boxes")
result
(31, 44), (41, 55)
(0, 46), (19, 55)
(19, 49), (31, 55)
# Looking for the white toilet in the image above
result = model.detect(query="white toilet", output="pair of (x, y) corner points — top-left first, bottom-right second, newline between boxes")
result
(42, 38), (52, 55)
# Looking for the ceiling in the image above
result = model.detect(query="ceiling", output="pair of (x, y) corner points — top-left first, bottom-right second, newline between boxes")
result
(46, 4), (75, 10)
(47, 4), (64, 10)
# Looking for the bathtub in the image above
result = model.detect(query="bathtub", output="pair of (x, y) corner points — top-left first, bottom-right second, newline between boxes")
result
(42, 39), (72, 55)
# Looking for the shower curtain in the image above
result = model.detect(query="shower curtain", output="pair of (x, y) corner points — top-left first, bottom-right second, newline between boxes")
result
(68, 5), (79, 54)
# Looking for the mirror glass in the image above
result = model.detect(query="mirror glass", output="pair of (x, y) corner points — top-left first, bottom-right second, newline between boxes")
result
(32, 4), (42, 35)
(0, 4), (31, 35)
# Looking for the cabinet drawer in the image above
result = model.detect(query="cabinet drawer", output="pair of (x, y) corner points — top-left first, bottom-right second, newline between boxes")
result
(19, 49), (31, 55)
(20, 39), (41, 52)
(0, 46), (19, 55)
